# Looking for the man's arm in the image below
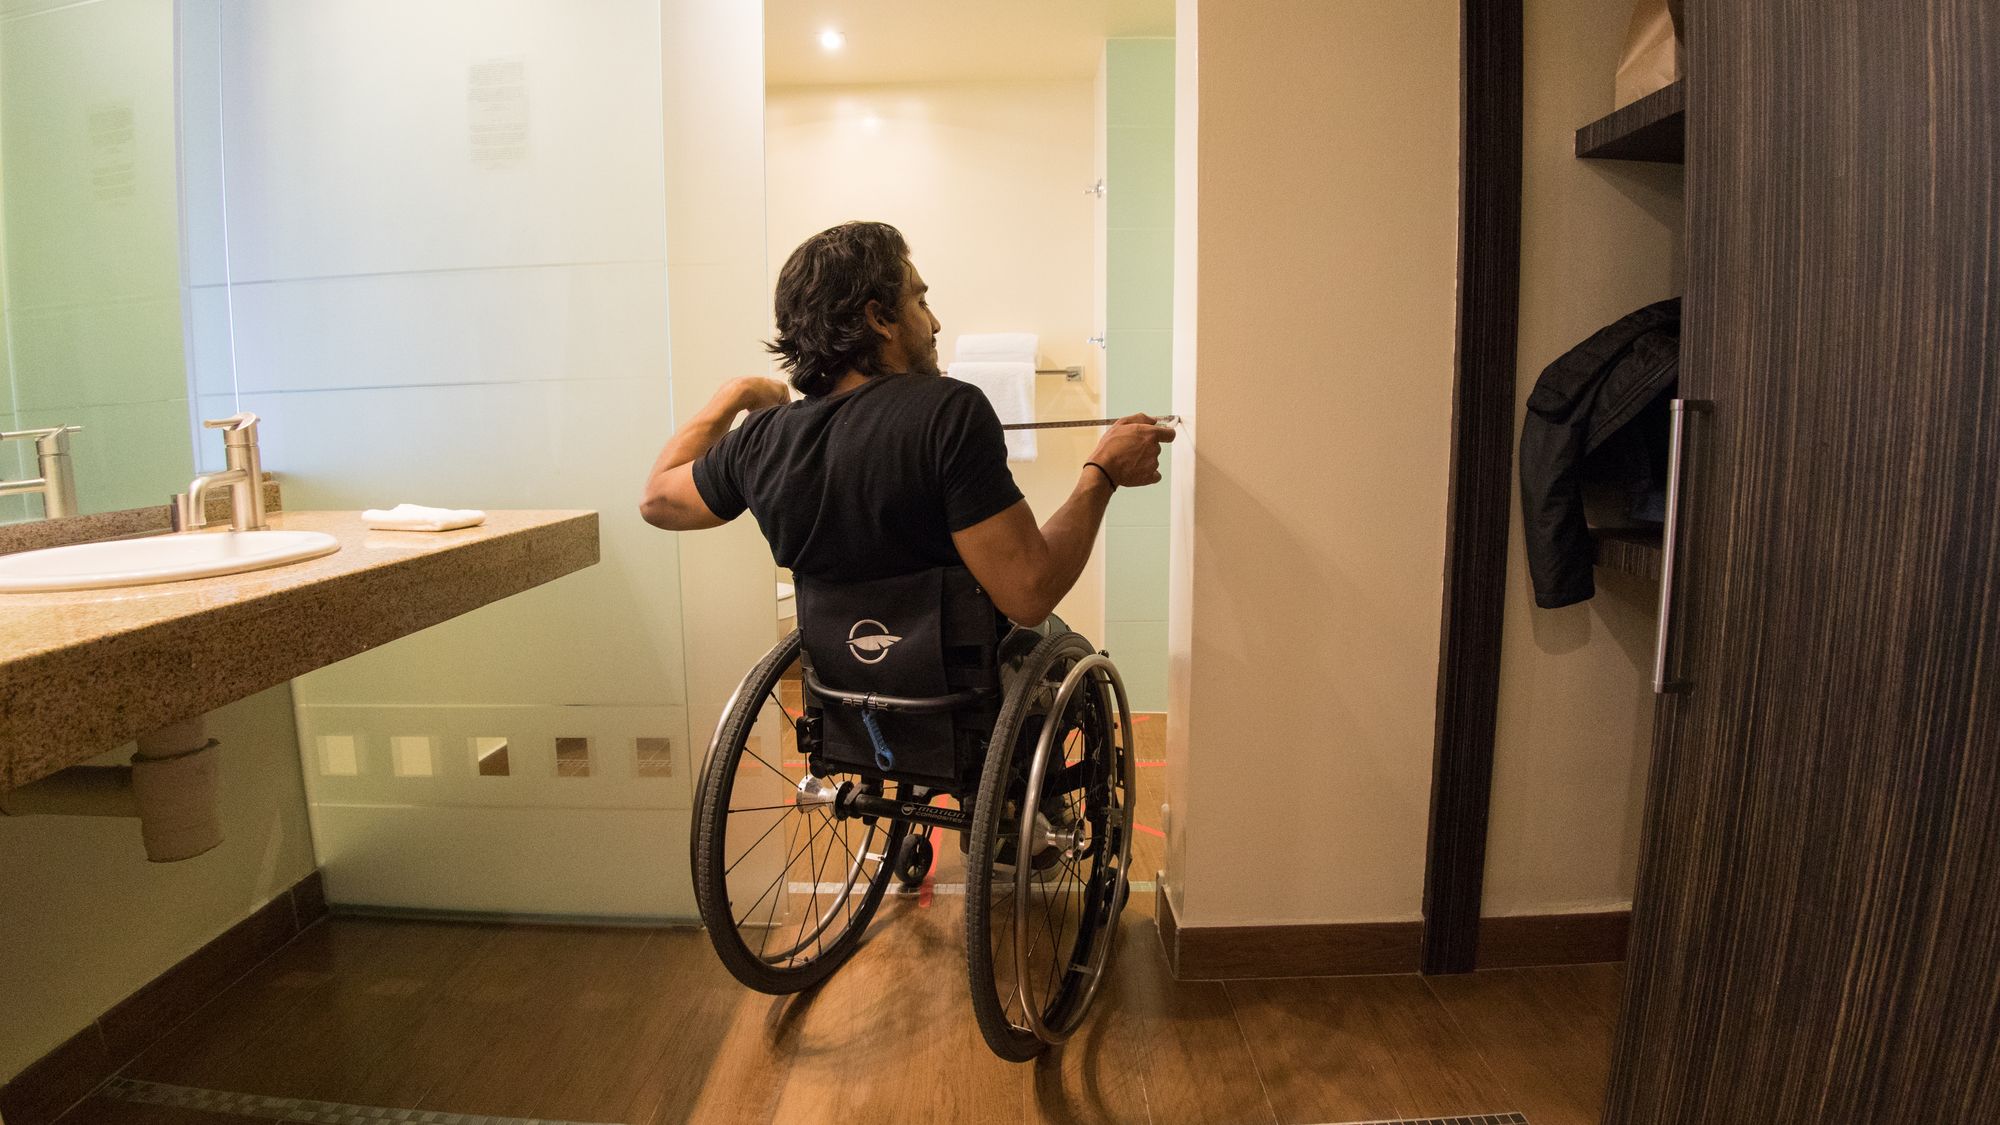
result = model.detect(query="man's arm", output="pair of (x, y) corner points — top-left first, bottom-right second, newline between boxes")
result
(639, 377), (790, 531)
(952, 415), (1175, 625)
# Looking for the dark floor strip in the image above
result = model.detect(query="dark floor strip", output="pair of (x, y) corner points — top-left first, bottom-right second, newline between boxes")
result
(100, 1076), (629, 1125)
(1327, 1116), (1528, 1125)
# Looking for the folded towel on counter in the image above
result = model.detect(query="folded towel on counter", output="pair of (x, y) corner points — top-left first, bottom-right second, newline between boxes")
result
(953, 332), (1038, 365)
(363, 503), (487, 532)
(949, 360), (1038, 462)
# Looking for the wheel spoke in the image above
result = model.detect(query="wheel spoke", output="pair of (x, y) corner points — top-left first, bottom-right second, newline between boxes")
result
(738, 804), (820, 931)
(766, 685), (798, 722)
(763, 806), (832, 961)
(792, 807), (835, 961)
(826, 813), (864, 872)
(744, 810), (817, 961)
(734, 738), (792, 784)
(723, 805), (799, 875)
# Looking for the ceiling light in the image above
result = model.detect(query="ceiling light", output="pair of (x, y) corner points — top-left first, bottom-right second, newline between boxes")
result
(819, 29), (845, 52)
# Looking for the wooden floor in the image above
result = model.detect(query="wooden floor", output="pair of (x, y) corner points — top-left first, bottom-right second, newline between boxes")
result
(60, 721), (1620, 1125)
(59, 893), (1620, 1125)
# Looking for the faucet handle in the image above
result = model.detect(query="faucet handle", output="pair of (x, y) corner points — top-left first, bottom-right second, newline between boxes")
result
(1, 424), (82, 440)
(202, 412), (260, 432)
(0, 425), (82, 456)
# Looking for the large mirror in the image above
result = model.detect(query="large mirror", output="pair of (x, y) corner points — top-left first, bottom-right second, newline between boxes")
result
(0, 0), (192, 524)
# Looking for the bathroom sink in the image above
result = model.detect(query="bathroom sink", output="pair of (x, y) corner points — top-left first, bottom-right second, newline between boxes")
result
(0, 529), (340, 593)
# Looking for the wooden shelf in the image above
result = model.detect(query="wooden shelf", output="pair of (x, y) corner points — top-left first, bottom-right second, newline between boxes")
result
(1592, 527), (1664, 582)
(1576, 81), (1685, 163)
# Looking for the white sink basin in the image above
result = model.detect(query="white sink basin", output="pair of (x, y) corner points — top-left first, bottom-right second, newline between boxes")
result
(0, 529), (341, 593)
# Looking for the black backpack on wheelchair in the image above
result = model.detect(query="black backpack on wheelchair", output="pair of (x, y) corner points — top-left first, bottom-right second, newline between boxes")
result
(688, 565), (1136, 1061)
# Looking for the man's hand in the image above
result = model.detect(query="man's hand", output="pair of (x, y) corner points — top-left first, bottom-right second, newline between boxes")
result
(955, 415), (1177, 625)
(1088, 414), (1178, 487)
(725, 377), (792, 415)
(642, 377), (789, 532)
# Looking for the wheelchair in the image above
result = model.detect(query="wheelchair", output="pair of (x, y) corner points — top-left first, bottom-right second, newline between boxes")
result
(690, 565), (1136, 1061)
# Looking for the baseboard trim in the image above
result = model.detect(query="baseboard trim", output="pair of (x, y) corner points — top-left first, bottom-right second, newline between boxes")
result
(1157, 890), (1628, 980)
(1157, 889), (1424, 979)
(1475, 909), (1630, 969)
(0, 869), (326, 1125)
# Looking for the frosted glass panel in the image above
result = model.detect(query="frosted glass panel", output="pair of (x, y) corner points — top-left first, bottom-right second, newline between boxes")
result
(390, 736), (436, 778)
(316, 735), (360, 777)
(190, 1), (692, 916)
(1101, 39), (1175, 711)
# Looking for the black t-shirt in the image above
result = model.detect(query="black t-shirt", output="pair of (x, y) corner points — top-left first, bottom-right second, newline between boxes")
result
(691, 374), (1024, 582)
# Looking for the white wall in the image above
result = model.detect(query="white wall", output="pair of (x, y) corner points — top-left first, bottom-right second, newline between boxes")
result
(0, 686), (315, 1083)
(1481, 0), (1683, 917)
(1165, 0), (1461, 926)
(764, 80), (1104, 640)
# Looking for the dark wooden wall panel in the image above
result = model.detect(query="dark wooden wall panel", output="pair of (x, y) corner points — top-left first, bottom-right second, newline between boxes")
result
(1606, 0), (2000, 1120)
(1423, 0), (1523, 976)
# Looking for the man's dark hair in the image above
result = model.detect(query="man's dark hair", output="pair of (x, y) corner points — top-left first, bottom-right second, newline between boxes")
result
(766, 221), (911, 397)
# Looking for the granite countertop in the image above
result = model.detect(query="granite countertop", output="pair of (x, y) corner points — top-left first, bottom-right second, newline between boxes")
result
(0, 509), (599, 791)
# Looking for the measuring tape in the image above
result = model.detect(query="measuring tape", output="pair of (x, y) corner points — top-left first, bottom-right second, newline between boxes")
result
(1001, 415), (1180, 432)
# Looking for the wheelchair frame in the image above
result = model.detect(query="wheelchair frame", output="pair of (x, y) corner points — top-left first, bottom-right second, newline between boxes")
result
(691, 620), (1137, 1061)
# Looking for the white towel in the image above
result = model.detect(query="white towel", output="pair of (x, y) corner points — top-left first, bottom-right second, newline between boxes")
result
(949, 361), (1037, 462)
(953, 332), (1038, 365)
(951, 334), (1039, 461)
(363, 503), (487, 532)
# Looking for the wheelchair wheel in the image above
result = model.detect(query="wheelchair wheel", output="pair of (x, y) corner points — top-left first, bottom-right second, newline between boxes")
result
(965, 630), (1136, 1061)
(692, 629), (907, 994)
(893, 830), (935, 889)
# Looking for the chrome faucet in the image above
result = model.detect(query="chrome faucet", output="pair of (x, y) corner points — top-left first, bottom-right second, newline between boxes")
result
(0, 426), (83, 519)
(174, 413), (268, 532)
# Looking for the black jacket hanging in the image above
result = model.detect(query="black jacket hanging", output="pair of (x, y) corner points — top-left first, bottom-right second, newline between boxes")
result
(1520, 297), (1681, 609)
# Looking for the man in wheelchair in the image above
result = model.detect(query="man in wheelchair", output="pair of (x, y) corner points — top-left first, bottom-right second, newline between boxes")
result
(639, 220), (1173, 1060)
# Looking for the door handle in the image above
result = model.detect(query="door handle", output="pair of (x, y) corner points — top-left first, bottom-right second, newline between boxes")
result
(1653, 398), (1712, 695)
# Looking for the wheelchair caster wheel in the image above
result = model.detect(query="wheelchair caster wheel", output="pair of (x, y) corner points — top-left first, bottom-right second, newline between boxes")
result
(894, 831), (934, 888)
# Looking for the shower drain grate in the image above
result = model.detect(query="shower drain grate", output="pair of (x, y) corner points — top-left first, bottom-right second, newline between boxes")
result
(99, 1076), (629, 1125)
(1322, 1116), (1529, 1125)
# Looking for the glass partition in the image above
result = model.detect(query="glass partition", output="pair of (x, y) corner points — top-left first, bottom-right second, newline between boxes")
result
(182, 0), (694, 917)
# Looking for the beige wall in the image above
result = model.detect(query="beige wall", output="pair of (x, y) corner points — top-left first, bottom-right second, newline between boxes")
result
(1482, 0), (1684, 916)
(0, 686), (315, 1083)
(1165, 0), (1461, 925)
(764, 81), (1105, 639)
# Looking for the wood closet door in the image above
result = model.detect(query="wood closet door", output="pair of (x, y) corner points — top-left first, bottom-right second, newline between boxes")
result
(1603, 1), (2000, 1123)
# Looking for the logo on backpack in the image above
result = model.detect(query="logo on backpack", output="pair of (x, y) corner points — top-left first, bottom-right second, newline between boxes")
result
(847, 619), (903, 664)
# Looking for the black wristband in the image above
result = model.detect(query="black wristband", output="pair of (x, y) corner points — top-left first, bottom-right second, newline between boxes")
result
(1084, 461), (1117, 491)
